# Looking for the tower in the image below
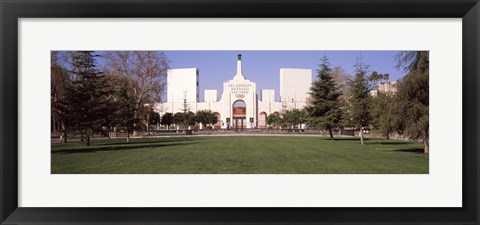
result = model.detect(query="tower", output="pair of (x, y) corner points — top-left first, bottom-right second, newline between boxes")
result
(234, 54), (245, 80)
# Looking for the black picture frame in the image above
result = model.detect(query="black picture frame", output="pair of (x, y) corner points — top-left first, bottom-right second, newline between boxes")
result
(1, 0), (479, 224)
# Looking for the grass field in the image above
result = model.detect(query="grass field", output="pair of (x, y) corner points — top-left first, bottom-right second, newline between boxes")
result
(51, 136), (428, 174)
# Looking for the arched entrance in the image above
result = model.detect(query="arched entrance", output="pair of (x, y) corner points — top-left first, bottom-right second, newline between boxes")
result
(232, 100), (246, 131)
(258, 111), (267, 129)
(213, 112), (221, 129)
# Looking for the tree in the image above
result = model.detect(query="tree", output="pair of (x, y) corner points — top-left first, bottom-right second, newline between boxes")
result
(195, 110), (212, 128)
(173, 112), (185, 129)
(267, 112), (282, 129)
(139, 104), (161, 134)
(195, 110), (218, 129)
(331, 66), (353, 130)
(305, 56), (342, 140)
(331, 66), (351, 101)
(395, 51), (429, 74)
(283, 109), (307, 129)
(51, 51), (71, 143)
(112, 76), (138, 143)
(184, 111), (197, 128)
(371, 92), (400, 139)
(103, 51), (169, 133)
(348, 59), (372, 144)
(103, 51), (169, 104)
(173, 112), (196, 129)
(207, 113), (219, 127)
(63, 51), (111, 146)
(369, 71), (390, 90)
(368, 70), (394, 139)
(299, 109), (310, 128)
(395, 51), (429, 154)
(161, 113), (174, 130)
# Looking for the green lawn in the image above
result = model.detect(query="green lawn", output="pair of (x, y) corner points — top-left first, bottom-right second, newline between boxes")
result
(51, 136), (428, 174)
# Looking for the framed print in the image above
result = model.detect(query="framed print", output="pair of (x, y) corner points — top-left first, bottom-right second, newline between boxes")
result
(1, 0), (479, 224)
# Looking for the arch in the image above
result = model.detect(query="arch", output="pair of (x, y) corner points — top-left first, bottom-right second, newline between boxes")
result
(213, 112), (221, 129)
(232, 100), (246, 130)
(232, 100), (246, 116)
(258, 111), (267, 129)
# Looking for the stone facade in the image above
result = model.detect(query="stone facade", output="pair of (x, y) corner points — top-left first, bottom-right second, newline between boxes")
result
(157, 54), (312, 129)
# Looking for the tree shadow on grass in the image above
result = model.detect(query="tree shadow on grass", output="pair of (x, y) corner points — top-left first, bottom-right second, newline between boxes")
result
(379, 141), (414, 145)
(375, 141), (413, 145)
(334, 138), (415, 146)
(52, 141), (197, 154)
(392, 147), (426, 154)
(342, 138), (414, 145)
(332, 137), (382, 142)
(332, 137), (360, 141)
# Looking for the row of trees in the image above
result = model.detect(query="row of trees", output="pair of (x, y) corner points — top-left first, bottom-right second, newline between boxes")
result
(294, 52), (429, 153)
(51, 51), (168, 145)
(160, 110), (219, 130)
(52, 51), (428, 152)
(267, 109), (308, 129)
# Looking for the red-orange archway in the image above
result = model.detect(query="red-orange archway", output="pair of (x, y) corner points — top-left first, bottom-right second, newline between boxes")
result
(232, 100), (246, 130)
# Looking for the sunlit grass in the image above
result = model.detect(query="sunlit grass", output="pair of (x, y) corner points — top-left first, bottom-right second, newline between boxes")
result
(51, 136), (428, 174)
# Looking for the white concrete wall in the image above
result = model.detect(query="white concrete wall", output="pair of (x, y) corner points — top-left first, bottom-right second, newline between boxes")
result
(258, 89), (282, 115)
(261, 89), (275, 103)
(257, 100), (282, 115)
(167, 68), (198, 103)
(204, 89), (218, 102)
(280, 68), (312, 105)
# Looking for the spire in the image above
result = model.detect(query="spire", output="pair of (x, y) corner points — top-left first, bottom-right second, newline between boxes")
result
(234, 54), (245, 80)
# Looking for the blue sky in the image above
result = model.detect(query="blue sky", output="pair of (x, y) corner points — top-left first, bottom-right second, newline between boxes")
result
(96, 51), (405, 102)
(164, 51), (404, 101)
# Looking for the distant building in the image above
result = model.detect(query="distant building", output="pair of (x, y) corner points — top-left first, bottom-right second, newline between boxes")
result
(370, 81), (398, 96)
(157, 54), (312, 129)
(379, 81), (398, 93)
(280, 68), (312, 104)
(167, 68), (199, 103)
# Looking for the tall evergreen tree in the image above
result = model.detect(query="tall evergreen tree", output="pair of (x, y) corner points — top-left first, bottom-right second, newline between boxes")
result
(395, 51), (429, 154)
(306, 56), (342, 140)
(348, 60), (371, 144)
(371, 92), (400, 139)
(64, 51), (110, 146)
(112, 76), (138, 142)
(369, 71), (394, 138)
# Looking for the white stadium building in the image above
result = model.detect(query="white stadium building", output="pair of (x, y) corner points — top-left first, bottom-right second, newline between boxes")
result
(157, 54), (312, 129)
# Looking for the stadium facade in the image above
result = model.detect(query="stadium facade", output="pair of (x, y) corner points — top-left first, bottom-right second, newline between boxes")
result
(157, 54), (312, 129)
